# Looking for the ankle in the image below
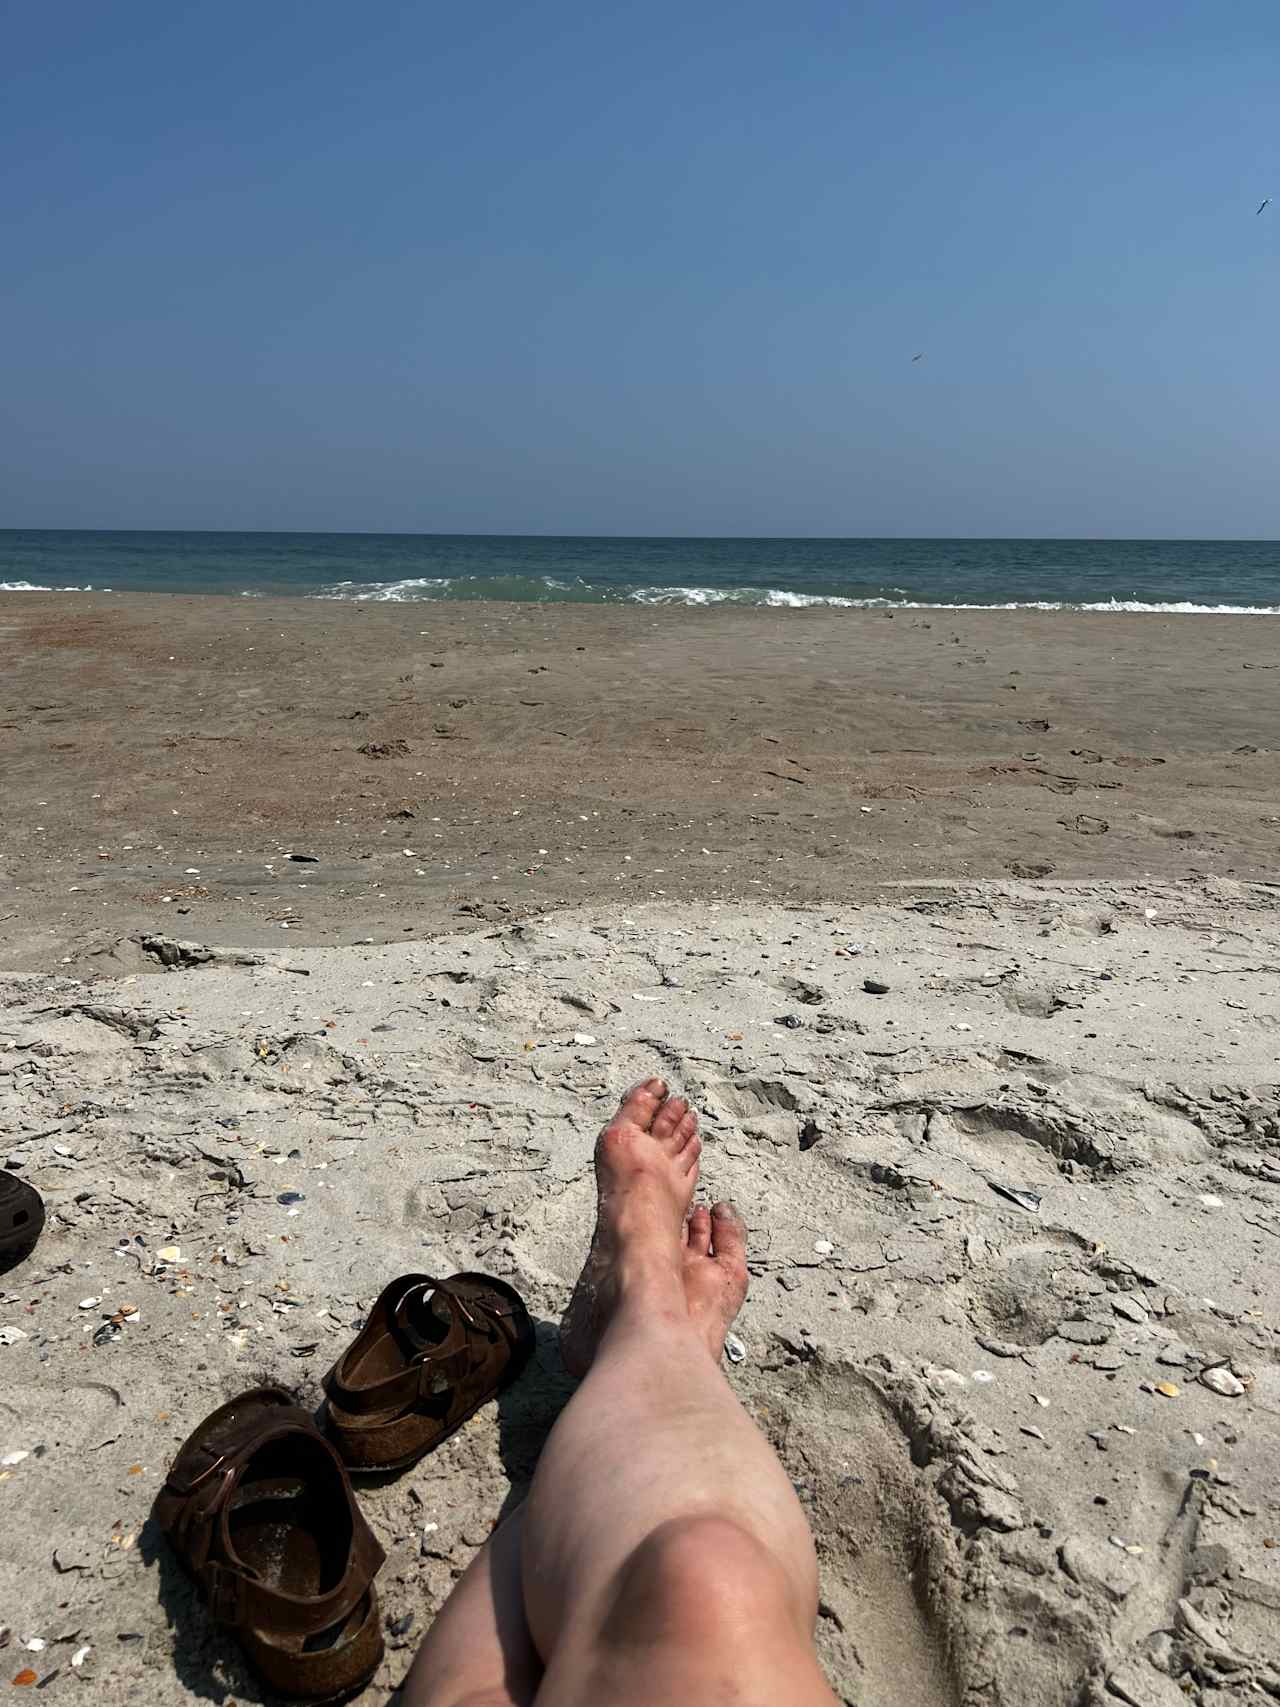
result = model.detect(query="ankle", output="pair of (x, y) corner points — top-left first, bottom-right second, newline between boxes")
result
(614, 1245), (685, 1305)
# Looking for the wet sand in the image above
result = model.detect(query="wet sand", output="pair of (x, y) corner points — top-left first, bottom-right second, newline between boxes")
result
(0, 593), (1277, 972)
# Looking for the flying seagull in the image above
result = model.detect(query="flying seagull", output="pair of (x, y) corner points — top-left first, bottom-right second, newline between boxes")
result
(911, 352), (924, 362)
(1258, 197), (1272, 215)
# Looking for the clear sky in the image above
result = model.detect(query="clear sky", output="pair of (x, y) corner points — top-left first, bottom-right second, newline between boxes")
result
(2, 1), (1276, 537)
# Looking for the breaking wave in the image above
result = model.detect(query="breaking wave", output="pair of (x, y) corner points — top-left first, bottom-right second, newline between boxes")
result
(5, 568), (1276, 614)
(0, 579), (95, 592)
(311, 575), (1279, 613)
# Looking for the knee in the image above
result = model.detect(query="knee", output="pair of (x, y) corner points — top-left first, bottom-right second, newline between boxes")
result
(602, 1515), (793, 1649)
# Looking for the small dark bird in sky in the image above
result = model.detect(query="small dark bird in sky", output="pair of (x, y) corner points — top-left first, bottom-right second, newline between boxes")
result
(911, 352), (924, 362)
(1258, 197), (1272, 215)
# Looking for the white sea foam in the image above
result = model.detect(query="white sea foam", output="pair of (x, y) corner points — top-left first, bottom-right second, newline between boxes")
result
(308, 577), (1280, 613)
(0, 580), (95, 592)
(627, 588), (1280, 613)
(316, 576), (455, 601)
(628, 585), (861, 607)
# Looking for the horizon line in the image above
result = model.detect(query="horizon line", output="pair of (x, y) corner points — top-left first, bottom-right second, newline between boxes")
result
(3, 526), (1280, 545)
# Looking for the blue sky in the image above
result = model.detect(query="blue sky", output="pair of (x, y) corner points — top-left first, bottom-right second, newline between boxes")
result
(1, 0), (1276, 536)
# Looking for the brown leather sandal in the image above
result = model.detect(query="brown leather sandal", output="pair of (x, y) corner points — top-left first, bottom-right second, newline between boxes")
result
(155, 1387), (385, 1701)
(0, 1172), (44, 1272)
(322, 1274), (535, 1472)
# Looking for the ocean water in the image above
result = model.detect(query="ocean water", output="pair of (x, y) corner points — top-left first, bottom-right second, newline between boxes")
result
(2, 531), (1279, 612)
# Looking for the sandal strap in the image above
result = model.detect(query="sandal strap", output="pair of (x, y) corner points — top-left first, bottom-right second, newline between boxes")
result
(393, 1278), (470, 1360)
(165, 1406), (305, 1498)
(325, 1276), (518, 1420)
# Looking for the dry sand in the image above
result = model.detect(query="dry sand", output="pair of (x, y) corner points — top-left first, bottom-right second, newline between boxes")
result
(2, 884), (1279, 1705)
(1, 596), (1279, 1706)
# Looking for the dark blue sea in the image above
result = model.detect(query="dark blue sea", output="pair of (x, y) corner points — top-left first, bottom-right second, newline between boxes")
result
(2, 531), (1279, 612)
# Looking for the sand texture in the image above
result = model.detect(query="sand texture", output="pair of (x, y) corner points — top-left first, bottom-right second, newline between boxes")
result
(1, 595), (1278, 971)
(2, 881), (1279, 1705)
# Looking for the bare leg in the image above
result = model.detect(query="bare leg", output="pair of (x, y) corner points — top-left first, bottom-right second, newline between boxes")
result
(526, 1078), (839, 1706)
(398, 1197), (751, 1706)
(401, 1505), (540, 1707)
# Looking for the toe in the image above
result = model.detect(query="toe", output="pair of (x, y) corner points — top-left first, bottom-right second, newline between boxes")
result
(687, 1206), (712, 1256)
(614, 1078), (667, 1133)
(710, 1201), (748, 1262)
(673, 1109), (699, 1152)
(651, 1094), (689, 1145)
(680, 1132), (703, 1175)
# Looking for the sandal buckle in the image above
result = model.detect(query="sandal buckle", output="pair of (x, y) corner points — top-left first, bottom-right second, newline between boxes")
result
(171, 1449), (227, 1496)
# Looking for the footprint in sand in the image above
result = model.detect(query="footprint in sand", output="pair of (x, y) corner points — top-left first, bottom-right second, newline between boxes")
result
(751, 1357), (962, 1707)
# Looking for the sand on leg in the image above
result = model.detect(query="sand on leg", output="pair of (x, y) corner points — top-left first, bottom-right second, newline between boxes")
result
(523, 1079), (840, 1707)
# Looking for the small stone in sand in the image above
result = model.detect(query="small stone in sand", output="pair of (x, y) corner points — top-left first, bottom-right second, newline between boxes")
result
(1056, 1319), (1112, 1346)
(1110, 1296), (1148, 1324)
(1200, 1367), (1245, 1398)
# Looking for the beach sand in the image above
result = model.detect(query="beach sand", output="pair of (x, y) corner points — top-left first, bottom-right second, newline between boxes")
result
(0, 594), (1277, 968)
(1, 597), (1278, 1706)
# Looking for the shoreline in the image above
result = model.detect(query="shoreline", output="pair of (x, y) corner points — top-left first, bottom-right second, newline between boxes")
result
(4, 585), (1280, 614)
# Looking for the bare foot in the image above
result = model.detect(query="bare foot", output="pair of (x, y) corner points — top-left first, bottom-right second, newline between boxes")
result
(560, 1078), (702, 1378)
(682, 1201), (750, 1360)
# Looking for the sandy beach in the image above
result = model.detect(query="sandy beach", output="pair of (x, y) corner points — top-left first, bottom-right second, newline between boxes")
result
(1, 594), (1277, 970)
(7, 0), (1280, 1692)
(1, 597), (1279, 1706)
